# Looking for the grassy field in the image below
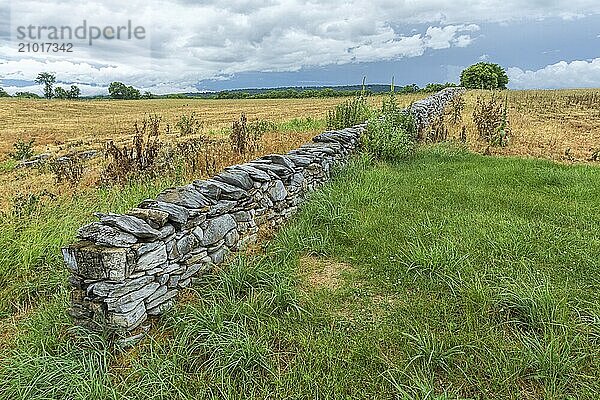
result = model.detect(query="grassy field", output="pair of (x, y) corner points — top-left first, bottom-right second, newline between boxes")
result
(1, 90), (599, 163)
(1, 147), (600, 399)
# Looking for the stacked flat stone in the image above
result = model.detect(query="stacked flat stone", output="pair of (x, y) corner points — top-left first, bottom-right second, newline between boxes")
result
(63, 124), (365, 332)
(410, 87), (466, 133)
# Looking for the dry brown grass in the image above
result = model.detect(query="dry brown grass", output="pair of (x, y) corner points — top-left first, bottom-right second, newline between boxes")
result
(299, 255), (352, 290)
(447, 89), (600, 163)
(0, 96), (401, 159)
(0, 94), (424, 211)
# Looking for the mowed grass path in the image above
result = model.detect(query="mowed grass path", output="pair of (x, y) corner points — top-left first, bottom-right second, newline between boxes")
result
(2, 146), (600, 399)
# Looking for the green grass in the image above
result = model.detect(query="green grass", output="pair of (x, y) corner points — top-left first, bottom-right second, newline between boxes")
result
(0, 177), (185, 320)
(276, 117), (325, 132)
(0, 159), (16, 173)
(2, 145), (600, 399)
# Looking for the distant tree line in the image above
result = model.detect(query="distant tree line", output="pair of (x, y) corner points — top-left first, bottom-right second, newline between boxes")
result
(0, 65), (510, 101)
(179, 82), (459, 100)
(0, 72), (83, 100)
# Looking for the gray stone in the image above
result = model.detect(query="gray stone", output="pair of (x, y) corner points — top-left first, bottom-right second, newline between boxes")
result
(145, 284), (168, 304)
(89, 275), (154, 298)
(147, 298), (175, 316)
(201, 214), (237, 246)
(183, 250), (208, 266)
(207, 239), (225, 253)
(145, 267), (164, 276)
(106, 282), (160, 313)
(136, 243), (167, 271)
(194, 179), (248, 201)
(139, 199), (189, 225)
(95, 213), (161, 239)
(232, 210), (251, 222)
(268, 180), (287, 202)
(182, 214), (207, 230)
(260, 154), (296, 169)
(192, 179), (219, 199)
(225, 229), (239, 247)
(167, 239), (180, 260)
(229, 164), (272, 182)
(181, 263), (208, 281)
(157, 184), (212, 209)
(146, 289), (177, 310)
(157, 224), (175, 239)
(108, 301), (147, 330)
(286, 153), (314, 167)
(291, 172), (305, 187)
(177, 233), (198, 255)
(178, 278), (192, 288)
(128, 271), (146, 279)
(135, 241), (162, 256)
(168, 274), (181, 288)
(207, 200), (237, 217)
(215, 170), (254, 190)
(210, 246), (229, 264)
(158, 274), (170, 285)
(192, 226), (204, 241)
(163, 263), (184, 275)
(249, 161), (292, 177)
(62, 243), (134, 282)
(77, 222), (137, 247)
(127, 208), (169, 228)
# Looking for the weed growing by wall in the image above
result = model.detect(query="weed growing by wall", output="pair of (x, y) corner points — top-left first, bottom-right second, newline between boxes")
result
(473, 93), (510, 147)
(362, 92), (417, 162)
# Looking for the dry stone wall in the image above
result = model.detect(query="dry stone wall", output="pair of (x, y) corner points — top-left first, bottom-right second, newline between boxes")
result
(410, 87), (466, 132)
(62, 88), (464, 333)
(63, 125), (365, 332)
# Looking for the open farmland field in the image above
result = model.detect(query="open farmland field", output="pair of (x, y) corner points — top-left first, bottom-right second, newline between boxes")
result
(0, 94), (421, 210)
(0, 95), (404, 159)
(2, 148), (600, 399)
(459, 89), (600, 163)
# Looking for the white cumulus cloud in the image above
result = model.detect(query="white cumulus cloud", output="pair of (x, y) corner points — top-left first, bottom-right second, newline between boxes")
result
(508, 58), (600, 89)
(1, 0), (600, 92)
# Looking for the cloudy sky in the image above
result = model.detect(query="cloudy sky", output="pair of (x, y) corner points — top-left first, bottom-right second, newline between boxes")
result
(1, 0), (599, 95)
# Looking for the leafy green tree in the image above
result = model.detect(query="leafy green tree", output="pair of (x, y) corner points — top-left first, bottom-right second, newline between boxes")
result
(54, 85), (81, 99)
(35, 72), (56, 99)
(53, 87), (69, 99)
(460, 62), (509, 90)
(0, 87), (9, 97)
(108, 82), (141, 99)
(15, 91), (41, 99)
(69, 85), (81, 99)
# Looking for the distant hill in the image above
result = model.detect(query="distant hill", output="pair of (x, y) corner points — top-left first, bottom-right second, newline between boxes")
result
(186, 84), (394, 97)
(83, 82), (457, 100)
